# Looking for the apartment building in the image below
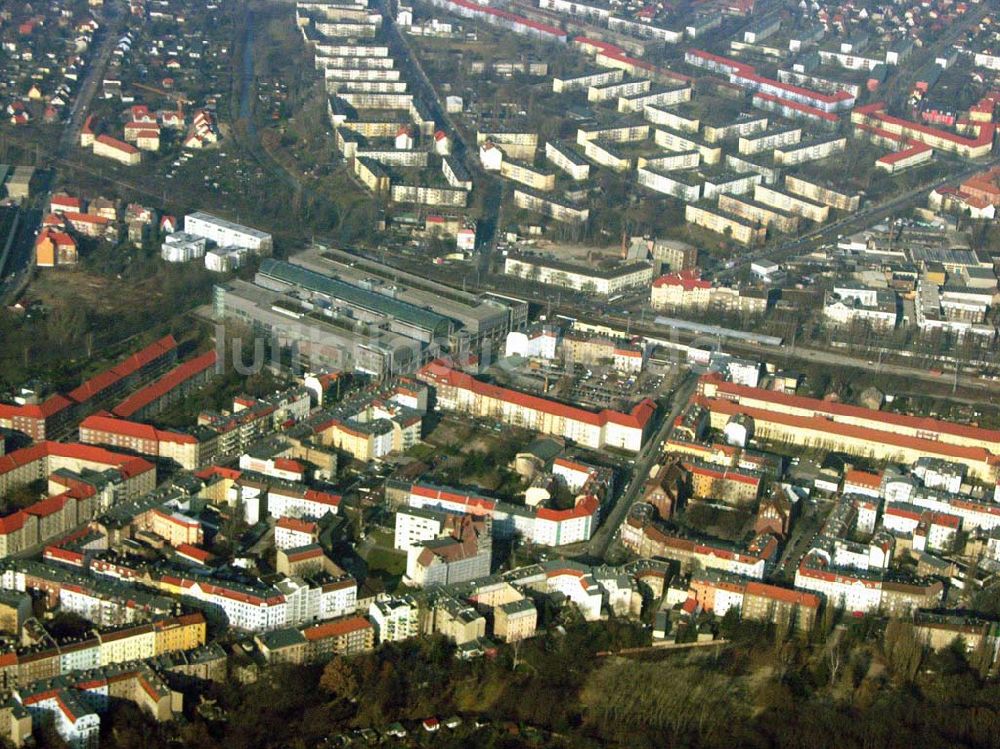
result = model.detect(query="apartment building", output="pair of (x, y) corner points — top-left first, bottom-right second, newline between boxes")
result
(408, 482), (603, 549)
(703, 171), (763, 200)
(552, 69), (623, 93)
(391, 184), (468, 207)
(690, 570), (819, 631)
(577, 122), (650, 144)
(494, 598), (538, 641)
(754, 185), (829, 222)
(701, 115), (769, 144)
(654, 128), (722, 164)
(643, 106), (699, 132)
(650, 269), (712, 310)
(416, 360), (656, 453)
(852, 102), (995, 159)
(618, 85), (691, 114)
(737, 126), (801, 155)
(717, 194), (800, 233)
(500, 159), (556, 191)
(637, 166), (701, 200)
(725, 153), (781, 185)
(751, 92), (841, 127)
(773, 135), (846, 165)
(504, 253), (654, 295)
(406, 516), (492, 587)
(476, 130), (538, 161)
(544, 141), (590, 180)
(638, 150), (700, 173)
(92, 135), (140, 166)
(784, 175), (860, 212)
(184, 212), (273, 254)
(369, 597), (420, 643)
(622, 515), (777, 579)
(697, 375), (1000, 481)
(513, 189), (589, 223)
(79, 415), (205, 471)
(588, 77), (650, 103)
(685, 203), (766, 245)
(585, 140), (631, 172)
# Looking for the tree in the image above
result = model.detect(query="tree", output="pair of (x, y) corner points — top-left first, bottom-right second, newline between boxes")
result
(883, 618), (923, 683)
(320, 657), (359, 701)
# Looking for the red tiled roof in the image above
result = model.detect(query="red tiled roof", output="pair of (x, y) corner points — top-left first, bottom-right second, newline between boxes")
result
(536, 494), (600, 521)
(708, 379), (1000, 446)
(68, 335), (177, 404)
(652, 269), (711, 290)
(95, 134), (139, 154)
(176, 543), (212, 562)
(744, 581), (819, 608)
(112, 350), (216, 418)
(753, 92), (840, 123)
(418, 360), (655, 431)
(844, 469), (882, 488)
(274, 458), (305, 474)
(301, 616), (371, 641)
(701, 396), (1000, 466)
(877, 142), (932, 165)
(0, 441), (154, 481)
(276, 516), (318, 534)
(80, 413), (197, 445)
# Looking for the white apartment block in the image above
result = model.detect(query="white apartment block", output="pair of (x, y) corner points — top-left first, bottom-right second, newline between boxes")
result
(643, 106), (699, 132)
(369, 597), (420, 643)
(784, 175), (860, 211)
(552, 69), (623, 93)
(544, 141), (590, 180)
(588, 78), (651, 103)
(618, 85), (691, 114)
(504, 255), (654, 295)
(184, 211), (274, 254)
(754, 185), (829, 222)
(703, 171), (763, 200)
(637, 166), (701, 201)
(773, 136), (846, 166)
(513, 189), (589, 223)
(639, 150), (700, 172)
(738, 127), (802, 155)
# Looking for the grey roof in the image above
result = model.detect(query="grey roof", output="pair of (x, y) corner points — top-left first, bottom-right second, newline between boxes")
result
(258, 259), (451, 336)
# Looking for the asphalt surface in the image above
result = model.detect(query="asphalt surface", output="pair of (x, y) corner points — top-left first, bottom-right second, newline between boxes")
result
(58, 1), (126, 160)
(584, 371), (698, 560)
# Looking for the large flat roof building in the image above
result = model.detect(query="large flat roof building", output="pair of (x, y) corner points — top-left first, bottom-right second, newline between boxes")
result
(184, 212), (274, 255)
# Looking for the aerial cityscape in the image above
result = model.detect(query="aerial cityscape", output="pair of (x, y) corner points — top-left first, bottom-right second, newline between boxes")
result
(0, 0), (998, 745)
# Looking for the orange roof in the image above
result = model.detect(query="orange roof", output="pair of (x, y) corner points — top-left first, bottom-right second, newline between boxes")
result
(744, 581), (819, 608)
(95, 134), (139, 154)
(418, 360), (655, 430)
(68, 335), (177, 404)
(708, 379), (1000, 446)
(80, 413), (197, 445)
(702, 396), (999, 466)
(276, 516), (318, 534)
(844, 469), (882, 489)
(112, 350), (216, 418)
(176, 543), (212, 562)
(302, 616), (371, 641)
(274, 458), (305, 474)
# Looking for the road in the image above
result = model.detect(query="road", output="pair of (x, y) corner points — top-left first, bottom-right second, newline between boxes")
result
(377, 0), (503, 251)
(584, 371), (698, 560)
(58, 1), (126, 160)
(0, 1), (124, 304)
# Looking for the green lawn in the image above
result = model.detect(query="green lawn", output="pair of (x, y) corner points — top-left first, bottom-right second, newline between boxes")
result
(364, 547), (406, 578)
